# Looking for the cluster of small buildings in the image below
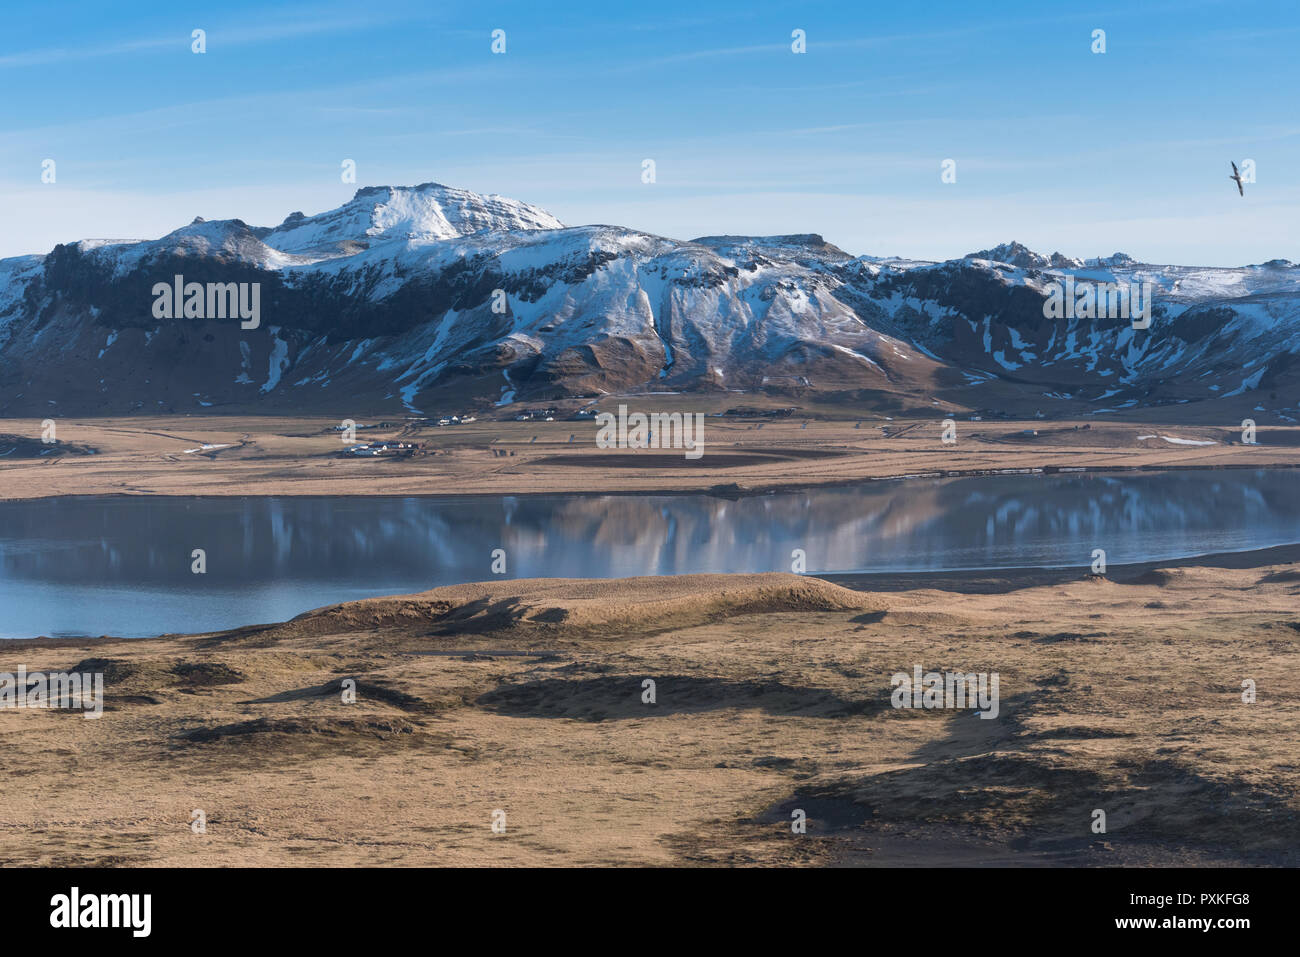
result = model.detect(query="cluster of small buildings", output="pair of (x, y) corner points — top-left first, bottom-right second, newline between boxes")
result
(507, 407), (603, 422)
(343, 441), (423, 458)
(406, 414), (477, 427)
(513, 407), (558, 422)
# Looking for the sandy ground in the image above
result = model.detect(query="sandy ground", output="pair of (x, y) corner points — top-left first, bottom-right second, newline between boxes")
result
(2, 568), (1296, 867)
(2, 414), (1299, 500)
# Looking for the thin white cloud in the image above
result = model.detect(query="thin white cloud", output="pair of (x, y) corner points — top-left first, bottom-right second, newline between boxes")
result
(0, 8), (423, 69)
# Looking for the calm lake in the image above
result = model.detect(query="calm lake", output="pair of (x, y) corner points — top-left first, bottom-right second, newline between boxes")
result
(1, 468), (1297, 638)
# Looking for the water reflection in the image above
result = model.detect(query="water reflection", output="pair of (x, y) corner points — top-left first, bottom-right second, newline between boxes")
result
(0, 470), (1294, 638)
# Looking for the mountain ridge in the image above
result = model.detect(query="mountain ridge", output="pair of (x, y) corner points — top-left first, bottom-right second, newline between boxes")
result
(1, 183), (1296, 420)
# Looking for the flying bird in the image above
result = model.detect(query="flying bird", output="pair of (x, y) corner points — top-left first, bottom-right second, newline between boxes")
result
(1230, 161), (1245, 197)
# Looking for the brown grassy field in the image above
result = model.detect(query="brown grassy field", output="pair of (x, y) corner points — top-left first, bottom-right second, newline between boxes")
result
(2, 413), (1298, 500)
(2, 567), (1296, 867)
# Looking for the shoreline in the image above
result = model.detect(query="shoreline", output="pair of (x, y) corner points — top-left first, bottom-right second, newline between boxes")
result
(3, 457), (1300, 504)
(823, 540), (1300, 593)
(5, 541), (1300, 647)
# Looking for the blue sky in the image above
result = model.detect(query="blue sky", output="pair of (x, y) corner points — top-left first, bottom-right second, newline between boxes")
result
(1, 0), (1297, 264)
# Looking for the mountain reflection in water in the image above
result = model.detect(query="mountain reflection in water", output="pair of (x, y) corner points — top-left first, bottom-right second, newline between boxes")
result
(0, 470), (1294, 638)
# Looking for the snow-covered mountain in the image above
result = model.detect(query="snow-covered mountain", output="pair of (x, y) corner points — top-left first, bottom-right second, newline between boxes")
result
(263, 183), (566, 257)
(1, 182), (1297, 418)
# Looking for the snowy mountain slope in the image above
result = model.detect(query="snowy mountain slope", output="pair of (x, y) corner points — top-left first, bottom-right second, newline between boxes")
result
(0, 183), (1296, 418)
(865, 254), (1300, 411)
(263, 183), (566, 258)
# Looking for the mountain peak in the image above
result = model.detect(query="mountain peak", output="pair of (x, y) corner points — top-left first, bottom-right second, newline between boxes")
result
(690, 233), (851, 261)
(964, 242), (1082, 269)
(263, 182), (565, 256)
(1087, 251), (1139, 267)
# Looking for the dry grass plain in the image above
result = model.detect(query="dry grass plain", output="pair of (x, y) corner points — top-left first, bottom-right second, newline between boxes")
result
(2, 569), (1296, 867)
(2, 413), (1299, 500)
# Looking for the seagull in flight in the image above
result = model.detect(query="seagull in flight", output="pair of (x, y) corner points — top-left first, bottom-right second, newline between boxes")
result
(1229, 161), (1245, 197)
